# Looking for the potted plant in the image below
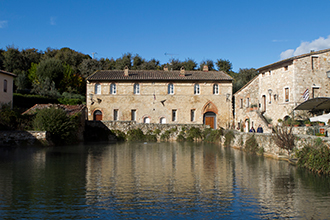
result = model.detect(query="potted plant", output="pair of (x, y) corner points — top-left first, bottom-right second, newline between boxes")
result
(304, 120), (311, 127)
(293, 121), (300, 127)
(277, 118), (283, 126)
(318, 121), (325, 126)
(251, 104), (258, 111)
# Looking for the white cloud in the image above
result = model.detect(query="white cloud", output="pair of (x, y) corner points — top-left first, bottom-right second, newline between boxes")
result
(280, 35), (330, 60)
(50, 17), (56, 25)
(0, 20), (8, 28)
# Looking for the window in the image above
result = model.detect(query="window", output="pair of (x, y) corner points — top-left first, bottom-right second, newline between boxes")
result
(168, 83), (174, 94)
(246, 98), (249, 108)
(269, 71), (271, 75)
(312, 87), (319, 98)
(213, 84), (219, 95)
(312, 56), (319, 70)
(4, 80), (7, 93)
(160, 117), (166, 124)
(134, 83), (140, 94)
(144, 117), (150, 123)
(285, 88), (289, 102)
(114, 109), (118, 121)
(240, 99), (243, 109)
(172, 109), (177, 121)
(191, 109), (195, 122)
(194, 84), (200, 95)
(131, 109), (136, 121)
(95, 84), (101, 94)
(284, 66), (288, 71)
(110, 83), (116, 94)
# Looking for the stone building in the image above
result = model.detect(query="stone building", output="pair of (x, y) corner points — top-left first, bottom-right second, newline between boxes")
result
(234, 48), (330, 133)
(0, 70), (16, 108)
(86, 66), (233, 129)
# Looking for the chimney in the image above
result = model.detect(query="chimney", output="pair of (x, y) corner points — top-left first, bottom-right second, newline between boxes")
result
(203, 65), (209, 72)
(180, 66), (185, 76)
(124, 66), (129, 76)
(163, 65), (168, 71)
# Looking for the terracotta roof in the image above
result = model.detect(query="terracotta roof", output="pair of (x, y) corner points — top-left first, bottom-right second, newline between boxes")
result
(0, 70), (16, 77)
(22, 104), (86, 116)
(86, 69), (233, 82)
(257, 48), (330, 72)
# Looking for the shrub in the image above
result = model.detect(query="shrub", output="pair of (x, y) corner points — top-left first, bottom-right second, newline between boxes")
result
(224, 130), (235, 147)
(296, 138), (330, 175)
(145, 130), (157, 142)
(244, 135), (261, 154)
(154, 129), (161, 135)
(160, 130), (171, 141)
(112, 130), (126, 141)
(33, 107), (79, 145)
(203, 128), (223, 143)
(127, 128), (145, 142)
(187, 127), (202, 141)
(272, 125), (295, 155)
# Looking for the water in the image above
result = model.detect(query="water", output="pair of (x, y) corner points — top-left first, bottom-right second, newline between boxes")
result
(0, 142), (330, 219)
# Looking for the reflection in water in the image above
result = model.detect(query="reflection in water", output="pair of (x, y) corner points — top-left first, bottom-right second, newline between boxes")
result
(0, 142), (329, 219)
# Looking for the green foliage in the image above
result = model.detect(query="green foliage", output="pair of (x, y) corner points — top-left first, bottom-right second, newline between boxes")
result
(0, 104), (33, 131)
(216, 59), (232, 73)
(186, 127), (202, 141)
(231, 68), (258, 93)
(203, 128), (223, 143)
(296, 139), (330, 175)
(199, 59), (214, 71)
(13, 93), (59, 109)
(145, 130), (157, 142)
(244, 135), (261, 154)
(154, 129), (161, 135)
(160, 130), (171, 141)
(176, 131), (186, 142)
(57, 92), (85, 105)
(127, 128), (145, 142)
(112, 130), (126, 141)
(32, 107), (79, 145)
(78, 58), (102, 78)
(224, 130), (235, 147)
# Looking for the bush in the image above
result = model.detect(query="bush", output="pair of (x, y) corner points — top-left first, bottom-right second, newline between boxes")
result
(186, 127), (202, 141)
(112, 130), (126, 141)
(160, 130), (171, 141)
(224, 130), (235, 147)
(0, 103), (33, 130)
(33, 107), (79, 145)
(145, 130), (157, 142)
(127, 128), (145, 142)
(203, 128), (223, 143)
(296, 138), (330, 175)
(244, 135), (262, 154)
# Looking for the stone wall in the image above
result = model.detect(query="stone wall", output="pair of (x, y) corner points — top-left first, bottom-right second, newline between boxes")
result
(86, 120), (209, 141)
(0, 131), (52, 147)
(224, 130), (330, 159)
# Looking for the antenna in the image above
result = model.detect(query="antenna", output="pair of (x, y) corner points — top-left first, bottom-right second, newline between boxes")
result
(92, 52), (97, 59)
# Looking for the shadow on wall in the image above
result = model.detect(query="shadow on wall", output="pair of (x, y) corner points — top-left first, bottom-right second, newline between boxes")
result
(0, 131), (51, 147)
(84, 121), (117, 142)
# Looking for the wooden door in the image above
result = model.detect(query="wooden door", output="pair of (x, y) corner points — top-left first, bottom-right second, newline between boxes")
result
(205, 117), (215, 129)
(94, 111), (102, 121)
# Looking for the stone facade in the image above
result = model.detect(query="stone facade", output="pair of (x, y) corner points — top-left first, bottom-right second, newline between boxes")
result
(86, 67), (233, 129)
(234, 49), (330, 133)
(0, 70), (16, 108)
(0, 131), (51, 147)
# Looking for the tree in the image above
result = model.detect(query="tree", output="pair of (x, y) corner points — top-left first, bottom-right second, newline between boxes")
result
(99, 58), (116, 70)
(140, 59), (160, 70)
(78, 59), (102, 78)
(132, 54), (144, 70)
(115, 53), (132, 70)
(2, 46), (25, 72)
(199, 59), (214, 71)
(36, 58), (64, 86)
(232, 68), (258, 93)
(216, 59), (232, 73)
(0, 48), (5, 70)
(168, 58), (183, 70)
(182, 58), (197, 70)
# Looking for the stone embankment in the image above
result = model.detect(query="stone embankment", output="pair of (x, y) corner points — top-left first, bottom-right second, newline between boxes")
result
(0, 131), (52, 147)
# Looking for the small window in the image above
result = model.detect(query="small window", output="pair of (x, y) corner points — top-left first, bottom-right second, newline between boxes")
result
(312, 87), (319, 98)
(246, 98), (249, 108)
(284, 66), (288, 71)
(285, 88), (289, 102)
(95, 83), (101, 94)
(144, 117), (150, 123)
(194, 84), (200, 95)
(240, 99), (243, 109)
(4, 80), (7, 93)
(168, 83), (174, 95)
(312, 57), (319, 70)
(134, 83), (140, 94)
(269, 71), (271, 75)
(191, 109), (195, 122)
(114, 109), (118, 121)
(160, 117), (166, 124)
(131, 109), (136, 121)
(110, 83), (116, 94)
(172, 109), (177, 121)
(213, 84), (219, 95)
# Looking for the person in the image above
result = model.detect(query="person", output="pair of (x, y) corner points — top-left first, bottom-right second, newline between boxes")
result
(249, 127), (255, 132)
(257, 124), (263, 133)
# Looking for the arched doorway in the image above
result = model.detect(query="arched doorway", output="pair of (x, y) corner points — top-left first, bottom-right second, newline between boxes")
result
(202, 101), (218, 129)
(93, 110), (102, 121)
(203, 112), (216, 129)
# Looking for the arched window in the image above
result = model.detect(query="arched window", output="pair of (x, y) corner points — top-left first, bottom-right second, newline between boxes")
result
(110, 83), (116, 94)
(3, 80), (7, 93)
(95, 84), (101, 94)
(144, 117), (150, 123)
(160, 117), (166, 124)
(194, 84), (200, 95)
(213, 84), (219, 95)
(134, 83), (140, 94)
(168, 83), (174, 95)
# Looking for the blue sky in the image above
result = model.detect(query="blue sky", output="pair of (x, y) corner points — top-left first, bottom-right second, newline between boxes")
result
(1, 0), (330, 72)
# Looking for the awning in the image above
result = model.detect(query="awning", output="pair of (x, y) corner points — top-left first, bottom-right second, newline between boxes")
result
(294, 97), (330, 111)
(310, 113), (330, 124)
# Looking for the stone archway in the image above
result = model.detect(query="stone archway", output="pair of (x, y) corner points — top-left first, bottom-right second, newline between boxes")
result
(93, 110), (102, 121)
(202, 101), (218, 129)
